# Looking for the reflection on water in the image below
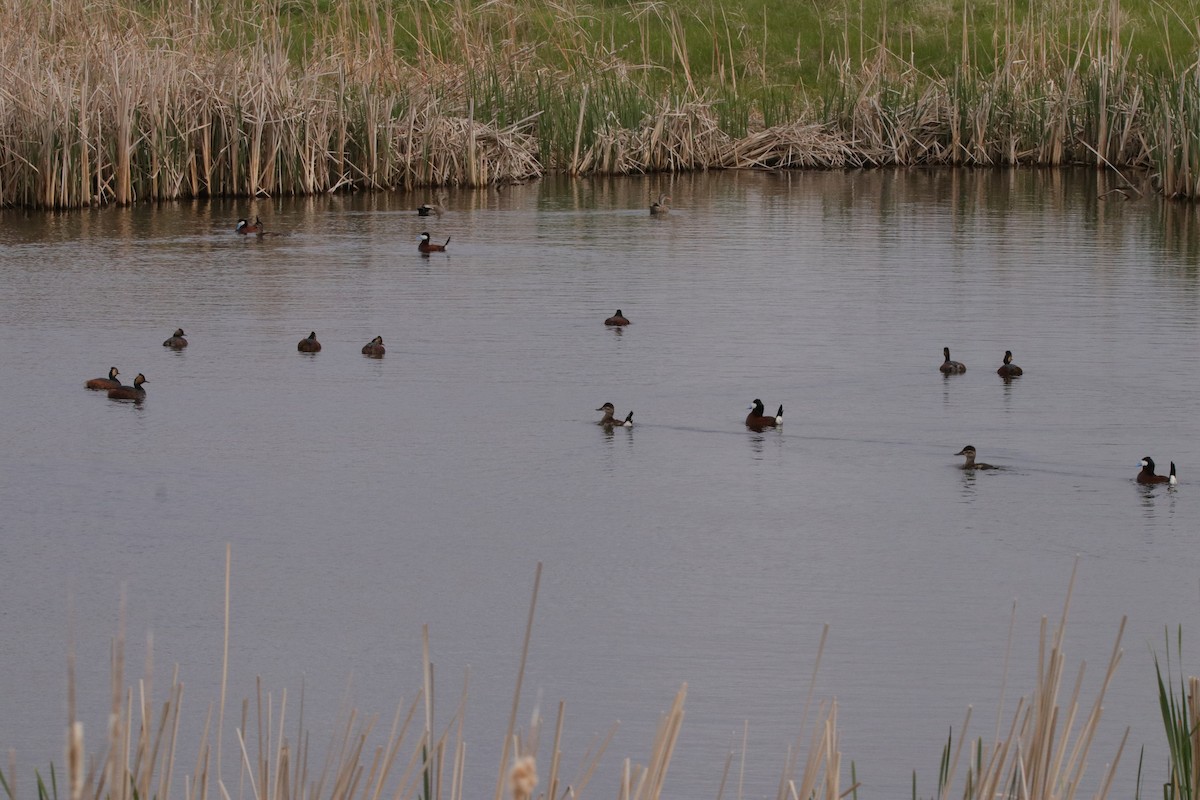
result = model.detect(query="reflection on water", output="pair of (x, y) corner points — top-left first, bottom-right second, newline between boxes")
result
(2, 168), (1200, 800)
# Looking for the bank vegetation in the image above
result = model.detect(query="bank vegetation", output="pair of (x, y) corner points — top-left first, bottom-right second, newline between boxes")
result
(0, 0), (1198, 207)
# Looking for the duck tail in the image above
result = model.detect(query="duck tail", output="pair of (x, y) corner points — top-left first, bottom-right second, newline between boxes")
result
(1170, 462), (1178, 485)
(443, 236), (451, 247)
(776, 404), (784, 421)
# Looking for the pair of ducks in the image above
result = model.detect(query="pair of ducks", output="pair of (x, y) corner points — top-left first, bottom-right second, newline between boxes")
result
(596, 399), (781, 430)
(939, 348), (1024, 377)
(298, 332), (387, 357)
(85, 367), (148, 401)
(958, 445), (1178, 484)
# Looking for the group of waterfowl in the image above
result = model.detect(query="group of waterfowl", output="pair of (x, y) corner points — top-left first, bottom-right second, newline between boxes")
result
(84, 325), (390, 403)
(82, 327), (191, 400)
(412, 192), (670, 256)
(214, 214), (1180, 486)
(942, 346), (1174, 483)
(598, 323), (1175, 486)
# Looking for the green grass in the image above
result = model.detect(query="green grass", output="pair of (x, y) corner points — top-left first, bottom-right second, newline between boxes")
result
(1155, 628), (1199, 800)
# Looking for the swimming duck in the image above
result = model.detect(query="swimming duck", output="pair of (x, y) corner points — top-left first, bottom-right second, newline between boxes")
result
(361, 335), (385, 357)
(162, 328), (188, 348)
(85, 366), (121, 391)
(650, 193), (670, 216)
(955, 445), (995, 470)
(745, 399), (783, 430)
(604, 310), (631, 326)
(107, 373), (147, 401)
(297, 331), (322, 352)
(417, 200), (444, 217)
(235, 216), (264, 235)
(996, 350), (1023, 377)
(1137, 457), (1177, 485)
(596, 403), (633, 427)
(419, 232), (450, 253)
(939, 347), (966, 374)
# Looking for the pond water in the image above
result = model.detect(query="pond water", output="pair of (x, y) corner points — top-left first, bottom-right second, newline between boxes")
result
(3, 168), (1200, 799)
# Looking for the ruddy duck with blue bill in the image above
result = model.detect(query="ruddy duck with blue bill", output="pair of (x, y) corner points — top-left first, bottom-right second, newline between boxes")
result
(955, 445), (995, 470)
(604, 310), (630, 326)
(235, 216), (264, 235)
(162, 328), (188, 348)
(997, 350), (1023, 377)
(85, 367), (120, 391)
(939, 347), (965, 374)
(745, 399), (783, 430)
(107, 373), (147, 401)
(1137, 457), (1177, 485)
(419, 232), (450, 253)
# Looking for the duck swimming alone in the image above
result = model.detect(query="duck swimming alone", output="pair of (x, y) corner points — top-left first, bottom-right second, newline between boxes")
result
(1137, 457), (1177, 485)
(417, 200), (444, 217)
(297, 331), (322, 352)
(85, 366), (121, 391)
(940, 347), (966, 374)
(604, 309), (631, 326)
(107, 373), (147, 401)
(596, 403), (633, 427)
(650, 193), (670, 216)
(162, 328), (188, 348)
(361, 335), (385, 357)
(997, 350), (1023, 377)
(419, 232), (450, 253)
(235, 216), (264, 235)
(955, 445), (995, 470)
(745, 399), (783, 430)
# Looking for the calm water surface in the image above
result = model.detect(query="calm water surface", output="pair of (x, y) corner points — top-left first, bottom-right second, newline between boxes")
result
(3, 169), (1200, 798)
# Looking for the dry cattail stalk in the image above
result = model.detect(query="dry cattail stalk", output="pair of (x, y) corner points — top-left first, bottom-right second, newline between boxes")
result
(509, 755), (538, 800)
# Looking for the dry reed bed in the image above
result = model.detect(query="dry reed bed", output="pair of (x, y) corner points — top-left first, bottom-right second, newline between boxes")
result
(0, 0), (1198, 207)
